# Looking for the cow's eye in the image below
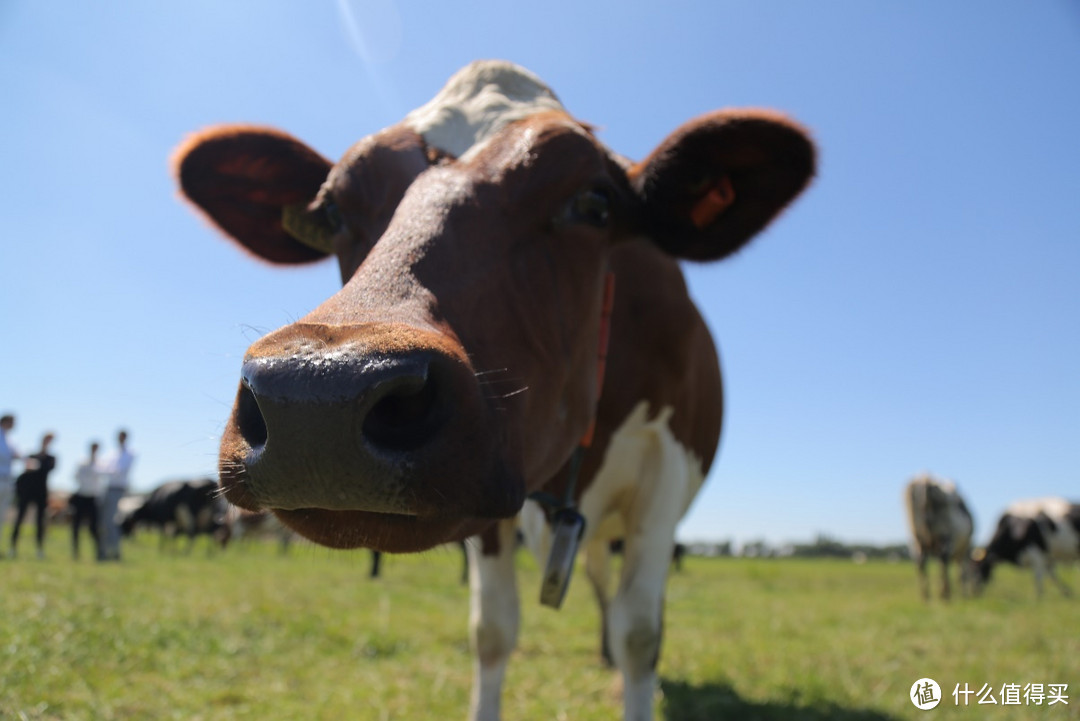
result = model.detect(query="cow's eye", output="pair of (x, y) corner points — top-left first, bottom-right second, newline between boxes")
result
(563, 187), (611, 229)
(322, 198), (344, 232)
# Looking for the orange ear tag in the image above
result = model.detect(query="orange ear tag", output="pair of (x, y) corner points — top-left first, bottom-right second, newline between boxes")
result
(689, 176), (736, 229)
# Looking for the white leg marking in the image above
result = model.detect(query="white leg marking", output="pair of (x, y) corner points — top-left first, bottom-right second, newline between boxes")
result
(467, 519), (520, 721)
(577, 402), (704, 721)
(1026, 549), (1048, 598)
(519, 498), (550, 569)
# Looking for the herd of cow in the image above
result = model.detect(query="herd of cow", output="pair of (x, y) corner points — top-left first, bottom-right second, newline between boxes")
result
(164, 60), (1076, 720)
(113, 473), (1080, 605)
(904, 474), (1079, 600)
(99, 478), (287, 554)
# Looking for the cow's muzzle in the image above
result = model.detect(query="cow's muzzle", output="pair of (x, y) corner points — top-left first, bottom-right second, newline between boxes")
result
(218, 322), (522, 527)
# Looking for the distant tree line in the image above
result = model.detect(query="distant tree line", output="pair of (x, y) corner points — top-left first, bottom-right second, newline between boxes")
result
(683, 535), (911, 561)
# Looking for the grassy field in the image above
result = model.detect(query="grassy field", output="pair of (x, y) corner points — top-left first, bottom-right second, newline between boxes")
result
(1, 532), (1077, 720)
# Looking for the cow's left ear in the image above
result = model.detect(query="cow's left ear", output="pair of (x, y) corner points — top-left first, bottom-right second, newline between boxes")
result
(630, 110), (815, 262)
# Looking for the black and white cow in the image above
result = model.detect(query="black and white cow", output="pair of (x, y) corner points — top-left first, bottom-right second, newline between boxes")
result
(121, 479), (230, 552)
(904, 474), (974, 600)
(974, 497), (1080, 598)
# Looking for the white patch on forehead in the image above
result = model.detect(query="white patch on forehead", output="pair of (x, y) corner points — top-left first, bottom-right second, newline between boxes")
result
(404, 60), (566, 160)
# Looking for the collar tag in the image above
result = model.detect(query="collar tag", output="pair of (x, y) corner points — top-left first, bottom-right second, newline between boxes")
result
(539, 508), (586, 609)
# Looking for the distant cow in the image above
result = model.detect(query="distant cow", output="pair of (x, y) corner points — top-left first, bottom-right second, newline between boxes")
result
(121, 479), (229, 552)
(974, 497), (1080, 598)
(175, 59), (814, 720)
(904, 474), (974, 600)
(370, 541), (470, 583)
(608, 538), (687, 572)
(228, 507), (296, 554)
(228, 510), (471, 583)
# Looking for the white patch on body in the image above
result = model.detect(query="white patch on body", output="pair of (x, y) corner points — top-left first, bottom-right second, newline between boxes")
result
(519, 401), (706, 721)
(1002, 497), (1078, 597)
(1005, 497), (1080, 562)
(404, 60), (566, 161)
(579, 402), (705, 547)
(521, 402), (705, 570)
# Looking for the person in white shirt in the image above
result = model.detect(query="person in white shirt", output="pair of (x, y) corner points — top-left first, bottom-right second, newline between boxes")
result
(98, 429), (135, 561)
(69, 441), (103, 560)
(0, 414), (22, 554)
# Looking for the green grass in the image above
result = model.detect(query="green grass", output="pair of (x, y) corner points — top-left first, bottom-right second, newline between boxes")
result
(1, 531), (1077, 720)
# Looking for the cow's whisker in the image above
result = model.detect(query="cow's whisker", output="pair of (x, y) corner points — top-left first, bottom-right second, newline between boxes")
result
(474, 368), (510, 378)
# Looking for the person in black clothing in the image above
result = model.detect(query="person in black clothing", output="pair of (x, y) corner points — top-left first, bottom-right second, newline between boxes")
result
(69, 440), (103, 560)
(11, 432), (56, 559)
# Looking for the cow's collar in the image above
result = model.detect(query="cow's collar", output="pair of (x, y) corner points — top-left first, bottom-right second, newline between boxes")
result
(529, 270), (616, 514)
(530, 270), (615, 609)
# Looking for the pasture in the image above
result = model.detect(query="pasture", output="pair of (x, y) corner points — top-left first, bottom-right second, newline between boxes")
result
(1, 534), (1077, 720)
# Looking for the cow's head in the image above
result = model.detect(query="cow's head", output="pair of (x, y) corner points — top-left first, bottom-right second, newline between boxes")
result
(969, 547), (996, 595)
(175, 61), (814, 552)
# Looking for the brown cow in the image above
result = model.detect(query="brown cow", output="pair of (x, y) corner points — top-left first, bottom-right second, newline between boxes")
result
(175, 60), (814, 721)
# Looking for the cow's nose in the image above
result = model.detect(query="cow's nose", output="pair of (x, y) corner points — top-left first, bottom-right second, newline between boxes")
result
(237, 351), (449, 458)
(218, 321), (518, 520)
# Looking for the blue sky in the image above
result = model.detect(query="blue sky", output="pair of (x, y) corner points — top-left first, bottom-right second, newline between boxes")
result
(2, 2), (1077, 547)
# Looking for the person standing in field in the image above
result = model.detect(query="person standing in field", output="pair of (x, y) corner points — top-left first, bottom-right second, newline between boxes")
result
(11, 432), (57, 560)
(69, 440), (103, 561)
(0, 414), (22, 555)
(99, 429), (135, 561)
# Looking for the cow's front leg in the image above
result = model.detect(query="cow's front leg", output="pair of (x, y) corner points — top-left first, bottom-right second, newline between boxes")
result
(939, 552), (952, 600)
(607, 430), (695, 721)
(914, 551), (930, 600)
(1029, 552), (1049, 598)
(609, 531), (671, 721)
(584, 537), (614, 667)
(1044, 561), (1073, 598)
(467, 518), (520, 721)
(959, 556), (974, 597)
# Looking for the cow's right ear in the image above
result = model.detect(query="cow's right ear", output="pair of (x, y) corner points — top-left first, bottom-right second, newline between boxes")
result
(173, 125), (334, 264)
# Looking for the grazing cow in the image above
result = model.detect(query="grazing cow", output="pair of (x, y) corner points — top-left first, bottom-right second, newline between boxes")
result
(974, 497), (1080, 598)
(175, 60), (814, 720)
(903, 474), (974, 600)
(121, 479), (230, 552)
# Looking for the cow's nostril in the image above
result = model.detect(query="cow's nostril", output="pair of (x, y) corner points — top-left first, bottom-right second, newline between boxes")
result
(362, 373), (444, 452)
(236, 382), (268, 449)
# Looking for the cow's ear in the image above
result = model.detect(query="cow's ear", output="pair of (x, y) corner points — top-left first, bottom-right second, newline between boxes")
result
(174, 125), (334, 264)
(630, 110), (815, 262)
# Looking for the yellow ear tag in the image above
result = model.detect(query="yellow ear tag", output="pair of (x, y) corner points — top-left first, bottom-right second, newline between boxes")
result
(689, 176), (735, 229)
(282, 202), (335, 255)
